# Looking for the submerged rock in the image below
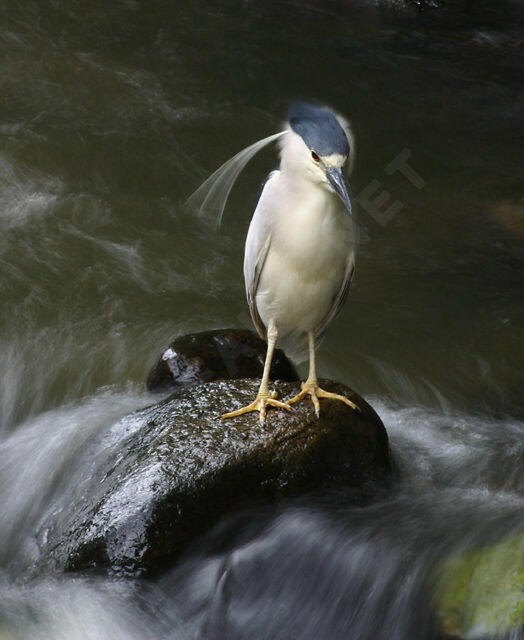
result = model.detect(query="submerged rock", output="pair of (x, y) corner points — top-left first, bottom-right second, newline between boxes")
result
(435, 535), (524, 639)
(147, 329), (298, 392)
(37, 379), (391, 578)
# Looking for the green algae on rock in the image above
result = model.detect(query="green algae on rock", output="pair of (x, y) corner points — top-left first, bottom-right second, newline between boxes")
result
(37, 379), (391, 578)
(435, 534), (524, 639)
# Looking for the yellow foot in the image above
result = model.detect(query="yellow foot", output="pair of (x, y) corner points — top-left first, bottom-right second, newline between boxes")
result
(287, 382), (359, 418)
(221, 391), (293, 425)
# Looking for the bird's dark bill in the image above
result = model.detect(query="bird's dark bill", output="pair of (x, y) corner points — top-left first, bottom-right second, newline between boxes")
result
(326, 168), (353, 215)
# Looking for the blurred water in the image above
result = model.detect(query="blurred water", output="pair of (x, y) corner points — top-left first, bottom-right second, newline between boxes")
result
(0, 0), (522, 638)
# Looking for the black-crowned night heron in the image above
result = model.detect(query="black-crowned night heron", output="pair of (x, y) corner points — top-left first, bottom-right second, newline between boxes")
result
(187, 102), (359, 423)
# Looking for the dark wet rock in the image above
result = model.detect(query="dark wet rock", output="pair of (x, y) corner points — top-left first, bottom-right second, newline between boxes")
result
(37, 379), (391, 578)
(147, 329), (298, 392)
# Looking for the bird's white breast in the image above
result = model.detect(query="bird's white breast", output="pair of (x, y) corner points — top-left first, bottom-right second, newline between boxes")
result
(250, 171), (353, 343)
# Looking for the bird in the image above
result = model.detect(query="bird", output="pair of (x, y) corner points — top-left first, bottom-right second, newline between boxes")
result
(187, 102), (359, 424)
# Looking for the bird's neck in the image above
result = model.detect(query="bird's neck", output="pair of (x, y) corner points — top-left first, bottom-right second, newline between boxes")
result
(280, 163), (336, 205)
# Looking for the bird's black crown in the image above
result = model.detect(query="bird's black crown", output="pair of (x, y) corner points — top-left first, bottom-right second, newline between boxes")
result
(288, 102), (349, 157)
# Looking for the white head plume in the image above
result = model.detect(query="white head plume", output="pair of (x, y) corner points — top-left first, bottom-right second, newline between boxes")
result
(185, 130), (287, 228)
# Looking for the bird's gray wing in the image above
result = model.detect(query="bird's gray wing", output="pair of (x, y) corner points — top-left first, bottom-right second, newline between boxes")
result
(247, 234), (272, 339)
(313, 256), (356, 346)
(244, 170), (279, 340)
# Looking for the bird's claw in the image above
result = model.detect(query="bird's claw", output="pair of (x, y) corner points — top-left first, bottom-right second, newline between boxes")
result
(287, 382), (358, 418)
(221, 390), (293, 425)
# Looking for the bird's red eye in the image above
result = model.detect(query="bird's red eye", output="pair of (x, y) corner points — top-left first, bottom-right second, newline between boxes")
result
(311, 151), (320, 161)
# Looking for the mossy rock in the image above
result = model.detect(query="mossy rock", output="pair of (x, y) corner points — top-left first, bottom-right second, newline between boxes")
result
(37, 379), (391, 578)
(435, 535), (524, 639)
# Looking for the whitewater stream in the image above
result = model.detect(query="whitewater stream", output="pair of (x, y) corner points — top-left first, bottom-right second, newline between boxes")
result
(0, 1), (522, 638)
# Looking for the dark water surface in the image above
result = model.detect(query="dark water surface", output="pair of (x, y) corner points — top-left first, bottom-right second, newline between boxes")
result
(0, 1), (523, 638)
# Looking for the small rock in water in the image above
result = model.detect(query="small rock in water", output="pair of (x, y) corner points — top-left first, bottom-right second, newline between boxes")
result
(435, 534), (524, 639)
(147, 329), (298, 392)
(36, 379), (392, 578)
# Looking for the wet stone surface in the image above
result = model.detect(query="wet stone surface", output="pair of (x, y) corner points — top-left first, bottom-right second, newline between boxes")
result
(36, 379), (392, 578)
(147, 329), (298, 392)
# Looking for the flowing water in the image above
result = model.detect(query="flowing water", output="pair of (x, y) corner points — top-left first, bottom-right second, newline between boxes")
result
(0, 1), (523, 638)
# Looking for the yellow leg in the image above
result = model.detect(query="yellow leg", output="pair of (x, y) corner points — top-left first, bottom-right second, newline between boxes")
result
(287, 332), (358, 418)
(221, 320), (292, 425)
